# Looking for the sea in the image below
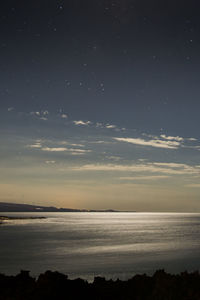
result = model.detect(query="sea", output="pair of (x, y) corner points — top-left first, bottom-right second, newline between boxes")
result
(1, 212), (200, 281)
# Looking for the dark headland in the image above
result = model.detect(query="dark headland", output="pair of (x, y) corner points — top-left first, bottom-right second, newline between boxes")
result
(0, 269), (200, 300)
(0, 202), (134, 213)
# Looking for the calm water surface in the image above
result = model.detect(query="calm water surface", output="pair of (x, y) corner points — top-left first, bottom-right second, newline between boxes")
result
(1, 212), (200, 280)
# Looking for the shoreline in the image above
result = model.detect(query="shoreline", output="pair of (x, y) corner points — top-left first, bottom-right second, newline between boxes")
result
(0, 215), (46, 224)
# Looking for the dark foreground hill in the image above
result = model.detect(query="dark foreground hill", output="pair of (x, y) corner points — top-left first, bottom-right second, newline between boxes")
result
(0, 270), (200, 300)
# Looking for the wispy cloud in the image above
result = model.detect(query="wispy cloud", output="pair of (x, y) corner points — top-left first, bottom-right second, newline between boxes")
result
(96, 122), (103, 128)
(27, 141), (42, 148)
(42, 147), (68, 152)
(90, 140), (112, 144)
(160, 134), (184, 141)
(73, 120), (91, 126)
(70, 151), (91, 155)
(106, 156), (121, 161)
(8, 107), (14, 112)
(28, 144), (42, 148)
(185, 183), (200, 188)
(105, 124), (117, 129)
(142, 133), (198, 146)
(69, 149), (91, 153)
(114, 137), (180, 149)
(72, 162), (200, 175)
(30, 110), (49, 119)
(95, 122), (124, 131)
(59, 141), (85, 147)
(30, 111), (41, 116)
(41, 147), (91, 155)
(61, 114), (68, 118)
(70, 144), (85, 147)
(43, 110), (49, 115)
(119, 175), (170, 180)
(152, 162), (187, 168)
(27, 139), (89, 155)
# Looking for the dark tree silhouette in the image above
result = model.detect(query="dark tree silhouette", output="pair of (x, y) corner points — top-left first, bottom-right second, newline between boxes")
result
(1, 269), (200, 300)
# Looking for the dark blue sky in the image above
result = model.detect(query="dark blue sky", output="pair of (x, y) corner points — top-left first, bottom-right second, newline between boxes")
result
(1, 1), (200, 210)
(1, 0), (200, 133)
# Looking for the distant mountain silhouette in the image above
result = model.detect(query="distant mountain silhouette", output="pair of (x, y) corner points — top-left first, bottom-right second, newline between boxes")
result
(0, 202), (123, 213)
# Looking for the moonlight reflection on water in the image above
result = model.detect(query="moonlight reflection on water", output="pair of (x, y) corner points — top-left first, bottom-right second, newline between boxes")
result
(0, 212), (200, 281)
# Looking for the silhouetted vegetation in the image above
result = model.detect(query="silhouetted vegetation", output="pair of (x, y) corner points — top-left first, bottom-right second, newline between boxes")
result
(1, 269), (200, 299)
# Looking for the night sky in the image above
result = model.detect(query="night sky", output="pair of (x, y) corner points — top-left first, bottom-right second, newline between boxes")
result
(1, 0), (200, 211)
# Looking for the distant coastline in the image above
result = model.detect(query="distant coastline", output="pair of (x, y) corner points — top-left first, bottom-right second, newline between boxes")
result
(0, 202), (135, 213)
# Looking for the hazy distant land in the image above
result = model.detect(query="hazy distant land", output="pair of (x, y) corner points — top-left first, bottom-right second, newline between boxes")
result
(0, 202), (132, 213)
